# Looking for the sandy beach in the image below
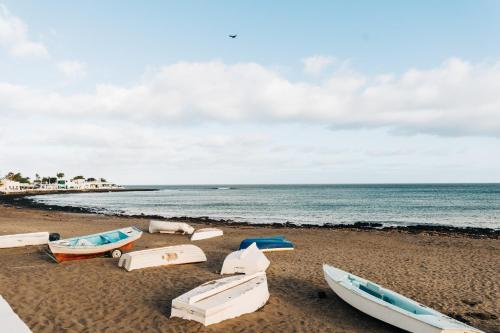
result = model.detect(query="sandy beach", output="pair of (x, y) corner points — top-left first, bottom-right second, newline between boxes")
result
(0, 204), (498, 333)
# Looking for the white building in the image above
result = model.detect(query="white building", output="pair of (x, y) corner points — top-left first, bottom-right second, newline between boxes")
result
(0, 179), (34, 193)
(0, 175), (123, 194)
(0, 178), (21, 193)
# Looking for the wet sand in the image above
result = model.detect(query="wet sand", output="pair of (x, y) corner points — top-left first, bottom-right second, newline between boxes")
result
(0, 205), (498, 333)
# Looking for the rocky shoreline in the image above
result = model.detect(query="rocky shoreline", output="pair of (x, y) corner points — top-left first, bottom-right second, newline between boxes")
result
(1, 192), (497, 239)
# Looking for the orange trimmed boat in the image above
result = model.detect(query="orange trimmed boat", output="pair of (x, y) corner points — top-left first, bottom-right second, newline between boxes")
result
(48, 227), (142, 263)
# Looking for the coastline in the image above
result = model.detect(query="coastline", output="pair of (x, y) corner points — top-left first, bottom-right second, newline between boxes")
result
(0, 204), (498, 332)
(1, 192), (498, 239)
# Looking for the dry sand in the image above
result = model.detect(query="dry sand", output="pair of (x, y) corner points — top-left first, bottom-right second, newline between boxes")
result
(0, 205), (498, 333)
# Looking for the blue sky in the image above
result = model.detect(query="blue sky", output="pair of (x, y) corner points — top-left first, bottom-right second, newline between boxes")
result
(1, 1), (499, 184)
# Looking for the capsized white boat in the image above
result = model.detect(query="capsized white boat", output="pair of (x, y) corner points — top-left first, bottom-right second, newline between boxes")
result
(220, 242), (270, 275)
(190, 228), (223, 241)
(171, 271), (269, 326)
(48, 227), (142, 263)
(0, 296), (32, 333)
(323, 264), (484, 333)
(0, 232), (50, 249)
(149, 220), (194, 235)
(118, 244), (207, 271)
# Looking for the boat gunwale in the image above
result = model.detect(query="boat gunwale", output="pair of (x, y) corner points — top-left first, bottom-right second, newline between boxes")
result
(48, 227), (142, 252)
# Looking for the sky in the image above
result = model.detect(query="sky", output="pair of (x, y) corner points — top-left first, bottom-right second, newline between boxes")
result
(1, 0), (500, 184)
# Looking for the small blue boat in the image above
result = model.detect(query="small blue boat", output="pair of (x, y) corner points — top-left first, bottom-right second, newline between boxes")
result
(239, 236), (294, 252)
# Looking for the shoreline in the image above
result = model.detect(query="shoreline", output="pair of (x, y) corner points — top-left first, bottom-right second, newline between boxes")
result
(0, 188), (158, 196)
(1, 192), (498, 239)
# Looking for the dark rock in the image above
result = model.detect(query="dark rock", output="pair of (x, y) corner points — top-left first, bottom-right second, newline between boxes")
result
(465, 312), (498, 320)
(462, 299), (482, 307)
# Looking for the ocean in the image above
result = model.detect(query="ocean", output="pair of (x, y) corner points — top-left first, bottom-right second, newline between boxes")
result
(30, 184), (500, 229)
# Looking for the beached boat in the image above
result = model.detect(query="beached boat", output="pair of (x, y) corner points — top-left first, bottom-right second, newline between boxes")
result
(118, 244), (206, 271)
(0, 232), (52, 249)
(190, 228), (223, 241)
(148, 220), (194, 235)
(48, 227), (142, 263)
(323, 264), (484, 333)
(171, 271), (269, 326)
(221, 242), (270, 275)
(0, 296), (32, 333)
(239, 236), (294, 252)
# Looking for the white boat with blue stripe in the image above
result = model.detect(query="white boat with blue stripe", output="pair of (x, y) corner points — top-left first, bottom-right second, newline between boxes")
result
(323, 264), (484, 333)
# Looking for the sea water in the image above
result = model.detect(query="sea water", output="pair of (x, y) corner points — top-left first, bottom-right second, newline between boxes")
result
(30, 184), (500, 229)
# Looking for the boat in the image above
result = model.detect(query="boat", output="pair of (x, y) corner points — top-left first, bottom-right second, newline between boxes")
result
(239, 236), (294, 252)
(221, 242), (270, 275)
(190, 228), (223, 241)
(0, 296), (32, 332)
(118, 244), (207, 271)
(148, 220), (194, 235)
(48, 227), (142, 263)
(323, 264), (484, 333)
(171, 271), (269, 326)
(0, 232), (56, 249)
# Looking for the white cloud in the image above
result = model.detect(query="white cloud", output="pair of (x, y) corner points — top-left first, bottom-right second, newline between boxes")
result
(57, 60), (87, 79)
(1, 57), (500, 137)
(302, 55), (335, 74)
(0, 4), (48, 58)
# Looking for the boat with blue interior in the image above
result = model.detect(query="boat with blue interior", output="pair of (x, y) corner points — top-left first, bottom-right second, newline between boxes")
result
(48, 227), (142, 263)
(323, 264), (484, 333)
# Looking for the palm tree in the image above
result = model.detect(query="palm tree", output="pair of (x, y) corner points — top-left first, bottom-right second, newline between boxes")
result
(57, 172), (65, 179)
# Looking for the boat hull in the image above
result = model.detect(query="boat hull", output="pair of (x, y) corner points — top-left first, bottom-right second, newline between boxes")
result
(221, 242), (270, 275)
(0, 296), (32, 333)
(171, 272), (269, 326)
(50, 242), (135, 263)
(118, 244), (206, 271)
(191, 228), (223, 241)
(149, 220), (194, 235)
(0, 232), (49, 249)
(239, 236), (294, 252)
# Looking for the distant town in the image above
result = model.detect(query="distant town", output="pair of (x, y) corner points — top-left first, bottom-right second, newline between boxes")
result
(0, 172), (123, 194)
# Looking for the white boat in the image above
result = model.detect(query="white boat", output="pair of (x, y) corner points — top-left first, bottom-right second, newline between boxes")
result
(323, 264), (484, 333)
(118, 244), (206, 271)
(48, 227), (142, 263)
(0, 296), (32, 333)
(190, 228), (223, 241)
(171, 271), (269, 326)
(148, 220), (194, 235)
(0, 232), (50, 249)
(220, 242), (270, 275)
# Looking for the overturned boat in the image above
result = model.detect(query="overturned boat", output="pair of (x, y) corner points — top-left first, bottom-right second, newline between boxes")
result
(171, 271), (269, 326)
(239, 236), (294, 252)
(191, 228), (223, 241)
(323, 264), (484, 333)
(48, 227), (142, 263)
(1, 296), (32, 333)
(221, 242), (270, 275)
(118, 244), (206, 271)
(149, 220), (194, 235)
(0, 232), (59, 249)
